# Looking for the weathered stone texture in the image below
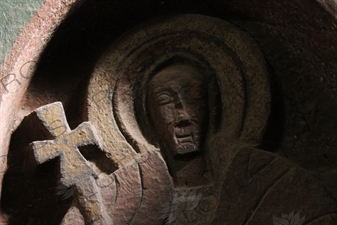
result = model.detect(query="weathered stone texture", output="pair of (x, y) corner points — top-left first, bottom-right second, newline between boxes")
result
(1, 0), (337, 224)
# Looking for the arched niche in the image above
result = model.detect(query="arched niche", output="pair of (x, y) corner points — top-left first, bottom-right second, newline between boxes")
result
(1, 0), (337, 224)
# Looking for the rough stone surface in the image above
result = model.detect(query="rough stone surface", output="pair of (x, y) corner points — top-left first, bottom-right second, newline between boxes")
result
(61, 205), (84, 225)
(109, 161), (142, 224)
(1, 0), (337, 224)
(0, 0), (45, 65)
(132, 151), (172, 224)
(0, 0), (84, 205)
(30, 102), (100, 186)
(212, 148), (337, 224)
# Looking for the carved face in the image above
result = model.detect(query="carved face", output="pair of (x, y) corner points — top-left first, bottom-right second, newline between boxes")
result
(147, 65), (207, 157)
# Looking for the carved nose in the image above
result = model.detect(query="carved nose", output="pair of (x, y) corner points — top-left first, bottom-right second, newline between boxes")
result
(175, 110), (191, 127)
(175, 118), (191, 128)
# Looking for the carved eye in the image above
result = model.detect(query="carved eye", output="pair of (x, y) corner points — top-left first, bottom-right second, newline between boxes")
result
(155, 94), (173, 105)
(185, 90), (205, 104)
(182, 87), (205, 103)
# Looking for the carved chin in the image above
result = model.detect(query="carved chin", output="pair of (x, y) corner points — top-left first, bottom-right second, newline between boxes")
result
(174, 143), (199, 155)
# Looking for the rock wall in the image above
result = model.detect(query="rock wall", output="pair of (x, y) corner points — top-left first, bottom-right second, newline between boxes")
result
(0, 0), (45, 65)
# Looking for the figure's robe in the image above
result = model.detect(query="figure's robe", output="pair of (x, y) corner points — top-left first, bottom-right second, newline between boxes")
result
(62, 147), (337, 225)
(62, 150), (173, 225)
(171, 147), (337, 224)
(213, 148), (337, 224)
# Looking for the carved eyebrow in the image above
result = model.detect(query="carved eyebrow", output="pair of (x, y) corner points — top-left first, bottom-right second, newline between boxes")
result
(179, 82), (204, 93)
(152, 86), (173, 95)
(178, 83), (190, 93)
(155, 90), (171, 97)
(154, 91), (173, 106)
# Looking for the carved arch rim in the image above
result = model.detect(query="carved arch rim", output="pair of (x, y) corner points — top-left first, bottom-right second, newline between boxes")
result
(0, 0), (85, 199)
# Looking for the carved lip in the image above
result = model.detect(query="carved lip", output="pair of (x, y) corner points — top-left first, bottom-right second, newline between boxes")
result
(173, 133), (193, 145)
(174, 132), (198, 145)
(173, 125), (200, 145)
(177, 135), (193, 143)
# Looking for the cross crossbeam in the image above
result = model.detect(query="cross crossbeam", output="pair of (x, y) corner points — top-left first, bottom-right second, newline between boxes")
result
(31, 102), (100, 186)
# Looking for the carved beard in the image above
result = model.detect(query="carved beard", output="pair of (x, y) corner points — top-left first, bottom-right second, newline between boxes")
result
(175, 142), (198, 155)
(163, 119), (201, 157)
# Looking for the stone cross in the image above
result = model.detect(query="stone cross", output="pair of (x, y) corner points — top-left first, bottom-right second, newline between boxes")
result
(31, 102), (100, 186)
(29, 102), (111, 224)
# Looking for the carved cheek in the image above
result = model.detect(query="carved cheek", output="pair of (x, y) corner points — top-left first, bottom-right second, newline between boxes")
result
(157, 104), (176, 124)
(153, 106), (176, 146)
(184, 102), (202, 120)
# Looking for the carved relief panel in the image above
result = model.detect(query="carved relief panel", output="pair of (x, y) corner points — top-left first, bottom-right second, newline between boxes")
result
(1, 13), (336, 225)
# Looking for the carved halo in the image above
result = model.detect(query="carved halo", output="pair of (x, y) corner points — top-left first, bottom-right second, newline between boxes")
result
(87, 14), (270, 166)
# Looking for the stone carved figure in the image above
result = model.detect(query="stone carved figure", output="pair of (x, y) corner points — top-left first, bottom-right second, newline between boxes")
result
(148, 65), (206, 156)
(86, 14), (337, 224)
(2, 14), (337, 225)
(147, 64), (211, 188)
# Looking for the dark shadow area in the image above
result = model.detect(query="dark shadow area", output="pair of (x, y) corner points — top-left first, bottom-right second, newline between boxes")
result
(79, 145), (118, 175)
(1, 119), (72, 224)
(258, 62), (286, 152)
(28, 0), (220, 110)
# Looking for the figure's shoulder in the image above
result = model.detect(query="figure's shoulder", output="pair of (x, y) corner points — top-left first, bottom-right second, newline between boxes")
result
(230, 147), (318, 179)
(213, 147), (337, 224)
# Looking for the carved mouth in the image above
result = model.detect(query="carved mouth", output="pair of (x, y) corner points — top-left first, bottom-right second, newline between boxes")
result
(173, 126), (200, 144)
(176, 134), (193, 143)
(174, 128), (193, 143)
(171, 129), (201, 155)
